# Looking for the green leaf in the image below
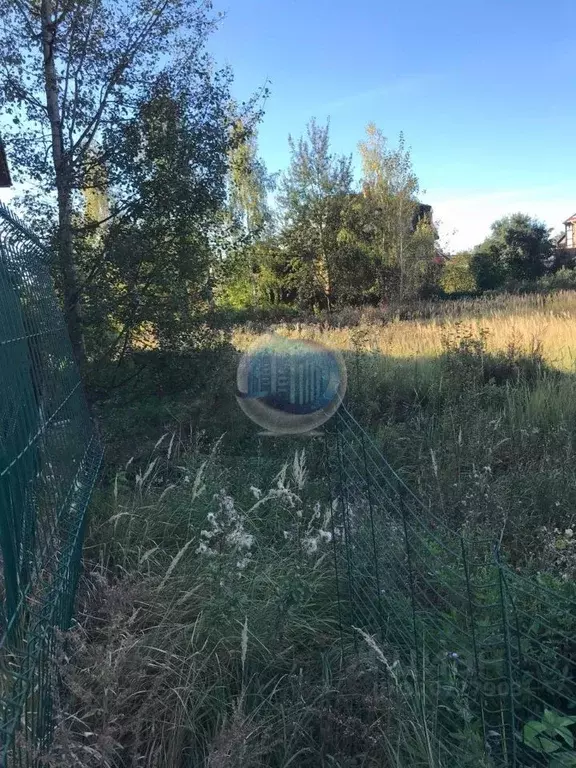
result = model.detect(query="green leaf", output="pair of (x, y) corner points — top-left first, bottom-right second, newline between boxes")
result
(551, 754), (576, 768)
(538, 737), (562, 754)
(555, 727), (574, 749)
(545, 710), (569, 728)
(524, 720), (547, 748)
(559, 717), (576, 727)
(525, 722), (563, 754)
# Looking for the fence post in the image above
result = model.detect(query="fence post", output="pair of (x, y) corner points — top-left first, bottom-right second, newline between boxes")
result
(360, 431), (385, 644)
(495, 544), (518, 768)
(323, 431), (344, 658)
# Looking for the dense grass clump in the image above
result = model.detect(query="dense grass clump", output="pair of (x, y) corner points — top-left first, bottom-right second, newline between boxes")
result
(48, 441), (465, 767)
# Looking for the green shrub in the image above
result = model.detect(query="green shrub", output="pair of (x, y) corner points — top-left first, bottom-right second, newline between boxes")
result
(441, 251), (478, 295)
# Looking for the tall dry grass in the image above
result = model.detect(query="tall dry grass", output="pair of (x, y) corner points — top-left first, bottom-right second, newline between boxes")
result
(234, 290), (576, 372)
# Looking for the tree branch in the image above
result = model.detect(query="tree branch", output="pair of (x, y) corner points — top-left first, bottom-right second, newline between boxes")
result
(60, 2), (81, 136)
(0, 62), (48, 115)
(67, 0), (97, 146)
(72, 195), (136, 235)
(72, 0), (172, 164)
(13, 0), (39, 40)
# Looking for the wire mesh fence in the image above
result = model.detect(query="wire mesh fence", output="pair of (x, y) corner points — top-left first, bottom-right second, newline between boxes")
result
(325, 403), (576, 768)
(0, 203), (102, 765)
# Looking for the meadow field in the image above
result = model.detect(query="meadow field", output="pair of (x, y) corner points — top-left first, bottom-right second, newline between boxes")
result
(47, 290), (576, 767)
(235, 290), (576, 369)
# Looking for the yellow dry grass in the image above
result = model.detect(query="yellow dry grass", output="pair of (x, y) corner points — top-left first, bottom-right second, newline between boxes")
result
(233, 290), (576, 372)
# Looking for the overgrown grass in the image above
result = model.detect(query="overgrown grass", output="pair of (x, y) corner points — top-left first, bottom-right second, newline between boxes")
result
(234, 289), (576, 371)
(233, 294), (576, 568)
(57, 289), (576, 766)
(47, 441), (449, 767)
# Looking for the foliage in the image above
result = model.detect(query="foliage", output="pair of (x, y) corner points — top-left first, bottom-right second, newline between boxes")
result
(218, 120), (441, 313)
(216, 237), (296, 309)
(441, 251), (478, 294)
(523, 710), (576, 767)
(83, 69), (236, 364)
(499, 268), (576, 296)
(220, 121), (277, 305)
(0, 0), (226, 363)
(278, 118), (354, 311)
(0, 0), (264, 369)
(228, 119), (275, 237)
(0, 0), (217, 195)
(476, 214), (555, 283)
(358, 124), (433, 302)
(471, 242), (507, 290)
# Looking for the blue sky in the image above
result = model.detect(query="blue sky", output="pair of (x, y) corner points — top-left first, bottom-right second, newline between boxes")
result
(209, 0), (576, 251)
(2, 0), (574, 251)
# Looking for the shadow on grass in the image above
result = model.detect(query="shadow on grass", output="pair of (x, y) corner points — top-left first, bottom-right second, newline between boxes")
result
(87, 343), (576, 466)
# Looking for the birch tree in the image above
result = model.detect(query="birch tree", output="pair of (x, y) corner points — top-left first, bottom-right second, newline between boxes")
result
(226, 120), (275, 302)
(358, 124), (420, 301)
(278, 119), (353, 312)
(0, 0), (224, 366)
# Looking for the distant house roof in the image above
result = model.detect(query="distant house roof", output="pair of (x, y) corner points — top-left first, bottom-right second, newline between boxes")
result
(0, 137), (12, 187)
(563, 213), (576, 225)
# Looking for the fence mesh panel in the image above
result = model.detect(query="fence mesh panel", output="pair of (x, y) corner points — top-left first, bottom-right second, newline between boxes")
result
(0, 203), (102, 765)
(324, 403), (576, 768)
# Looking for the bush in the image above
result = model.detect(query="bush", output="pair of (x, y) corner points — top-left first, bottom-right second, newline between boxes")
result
(440, 251), (478, 294)
(501, 267), (576, 295)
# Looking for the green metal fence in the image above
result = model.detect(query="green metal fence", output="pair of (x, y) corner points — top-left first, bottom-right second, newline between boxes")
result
(0, 203), (102, 765)
(325, 404), (576, 767)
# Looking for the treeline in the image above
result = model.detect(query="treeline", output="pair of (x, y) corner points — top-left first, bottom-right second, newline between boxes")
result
(222, 125), (572, 311)
(219, 121), (440, 312)
(440, 214), (571, 295)
(1, 0), (572, 374)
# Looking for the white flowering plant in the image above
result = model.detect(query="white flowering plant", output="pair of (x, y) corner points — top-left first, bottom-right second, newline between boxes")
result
(538, 523), (576, 581)
(196, 490), (255, 572)
(194, 449), (339, 589)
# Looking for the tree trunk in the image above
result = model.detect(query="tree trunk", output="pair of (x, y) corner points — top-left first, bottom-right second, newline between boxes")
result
(318, 215), (332, 313)
(398, 202), (404, 302)
(41, 0), (86, 369)
(246, 210), (257, 303)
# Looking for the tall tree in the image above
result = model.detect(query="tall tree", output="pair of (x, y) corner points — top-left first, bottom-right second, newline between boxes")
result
(279, 118), (353, 312)
(358, 124), (422, 301)
(80, 68), (237, 363)
(479, 213), (554, 282)
(0, 0), (228, 366)
(228, 119), (273, 237)
(225, 120), (276, 303)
